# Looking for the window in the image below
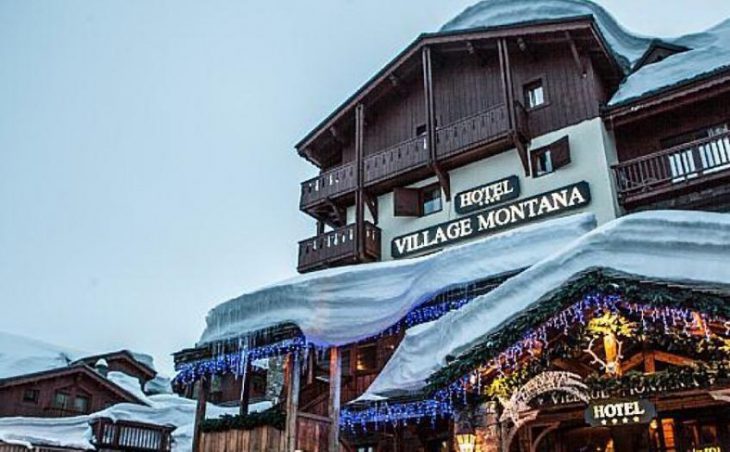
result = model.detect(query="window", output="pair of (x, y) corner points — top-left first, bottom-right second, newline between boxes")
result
(393, 183), (443, 217)
(421, 184), (443, 216)
(22, 389), (39, 404)
(52, 391), (71, 409)
(530, 136), (571, 177)
(356, 344), (377, 373)
(357, 446), (375, 452)
(524, 79), (546, 109)
(74, 394), (90, 413)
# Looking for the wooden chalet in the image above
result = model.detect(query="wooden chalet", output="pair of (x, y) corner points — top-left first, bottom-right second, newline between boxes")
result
(174, 0), (730, 451)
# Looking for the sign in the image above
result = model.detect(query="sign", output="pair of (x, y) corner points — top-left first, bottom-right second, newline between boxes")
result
(584, 399), (655, 427)
(391, 181), (591, 258)
(455, 175), (520, 214)
(693, 447), (723, 452)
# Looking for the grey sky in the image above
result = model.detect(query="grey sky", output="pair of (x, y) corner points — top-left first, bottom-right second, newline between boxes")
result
(2, 0), (730, 375)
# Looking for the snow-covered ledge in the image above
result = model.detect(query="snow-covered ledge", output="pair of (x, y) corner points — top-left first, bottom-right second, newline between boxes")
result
(198, 213), (597, 347)
(360, 210), (730, 400)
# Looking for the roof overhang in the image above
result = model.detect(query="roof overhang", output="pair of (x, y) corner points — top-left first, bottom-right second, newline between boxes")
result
(296, 16), (624, 167)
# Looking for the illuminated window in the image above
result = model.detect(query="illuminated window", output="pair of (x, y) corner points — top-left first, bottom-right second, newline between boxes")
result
(356, 344), (377, 373)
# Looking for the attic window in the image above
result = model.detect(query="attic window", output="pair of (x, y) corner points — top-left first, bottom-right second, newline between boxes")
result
(23, 389), (39, 404)
(525, 79), (546, 109)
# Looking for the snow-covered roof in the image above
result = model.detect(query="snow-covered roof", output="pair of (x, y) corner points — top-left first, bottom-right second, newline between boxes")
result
(610, 19), (730, 105)
(198, 213), (596, 347)
(0, 331), (83, 380)
(441, 0), (652, 69)
(359, 210), (730, 400)
(441, 0), (730, 107)
(0, 392), (271, 451)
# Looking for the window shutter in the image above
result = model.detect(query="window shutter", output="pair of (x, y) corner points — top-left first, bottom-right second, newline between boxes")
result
(551, 136), (571, 170)
(393, 187), (421, 217)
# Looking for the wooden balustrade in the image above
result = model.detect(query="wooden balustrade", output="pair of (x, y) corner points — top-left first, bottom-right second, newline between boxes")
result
(297, 222), (381, 273)
(300, 163), (357, 209)
(435, 103), (510, 159)
(613, 131), (730, 205)
(91, 418), (174, 451)
(363, 135), (429, 185)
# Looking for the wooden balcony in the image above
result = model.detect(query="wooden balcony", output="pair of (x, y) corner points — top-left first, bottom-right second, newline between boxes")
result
(297, 222), (381, 273)
(299, 103), (514, 216)
(613, 131), (730, 207)
(91, 418), (174, 451)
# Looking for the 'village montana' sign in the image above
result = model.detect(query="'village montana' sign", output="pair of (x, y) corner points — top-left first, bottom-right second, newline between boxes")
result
(455, 175), (520, 214)
(584, 399), (656, 427)
(391, 181), (591, 258)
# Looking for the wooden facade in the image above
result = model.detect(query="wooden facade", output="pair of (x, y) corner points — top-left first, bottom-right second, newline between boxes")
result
(0, 365), (142, 418)
(296, 19), (620, 273)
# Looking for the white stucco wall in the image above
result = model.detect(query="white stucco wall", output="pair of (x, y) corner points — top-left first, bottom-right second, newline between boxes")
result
(348, 117), (621, 260)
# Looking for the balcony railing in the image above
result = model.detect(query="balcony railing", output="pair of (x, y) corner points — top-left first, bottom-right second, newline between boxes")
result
(300, 162), (356, 209)
(363, 135), (429, 185)
(613, 131), (730, 205)
(91, 418), (174, 451)
(435, 103), (510, 158)
(298, 222), (381, 273)
(300, 104), (515, 212)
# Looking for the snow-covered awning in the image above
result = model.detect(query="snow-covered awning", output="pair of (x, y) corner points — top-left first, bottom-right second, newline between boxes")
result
(359, 210), (730, 401)
(198, 214), (597, 348)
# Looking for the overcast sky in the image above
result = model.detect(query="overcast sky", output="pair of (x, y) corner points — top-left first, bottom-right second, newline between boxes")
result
(2, 0), (730, 375)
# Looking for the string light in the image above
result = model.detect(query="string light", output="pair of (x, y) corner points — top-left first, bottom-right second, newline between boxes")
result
(340, 399), (453, 433)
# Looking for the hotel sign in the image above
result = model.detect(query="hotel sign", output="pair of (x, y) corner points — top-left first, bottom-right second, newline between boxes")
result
(391, 181), (591, 258)
(455, 175), (520, 214)
(584, 399), (656, 427)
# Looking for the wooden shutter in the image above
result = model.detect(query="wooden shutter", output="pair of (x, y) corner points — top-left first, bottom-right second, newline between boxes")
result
(393, 187), (421, 217)
(551, 135), (571, 170)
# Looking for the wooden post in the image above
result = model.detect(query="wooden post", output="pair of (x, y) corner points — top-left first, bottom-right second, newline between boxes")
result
(354, 104), (366, 261)
(239, 360), (253, 416)
(192, 376), (210, 452)
(285, 351), (302, 452)
(328, 346), (343, 452)
(422, 46), (450, 200)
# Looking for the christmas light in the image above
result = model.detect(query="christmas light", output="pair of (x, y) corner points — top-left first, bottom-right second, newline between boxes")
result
(340, 399), (453, 433)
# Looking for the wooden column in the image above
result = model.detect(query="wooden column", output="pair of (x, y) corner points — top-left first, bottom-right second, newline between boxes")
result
(328, 346), (343, 452)
(239, 360), (253, 416)
(285, 351), (302, 452)
(354, 104), (366, 261)
(498, 38), (529, 175)
(422, 46), (450, 200)
(192, 376), (210, 452)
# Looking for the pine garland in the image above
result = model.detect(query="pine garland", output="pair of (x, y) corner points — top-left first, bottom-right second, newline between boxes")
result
(200, 406), (286, 433)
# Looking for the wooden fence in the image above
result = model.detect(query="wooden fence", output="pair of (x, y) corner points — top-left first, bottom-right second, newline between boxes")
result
(199, 425), (285, 452)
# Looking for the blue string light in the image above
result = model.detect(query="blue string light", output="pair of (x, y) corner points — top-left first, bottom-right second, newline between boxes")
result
(340, 399), (453, 433)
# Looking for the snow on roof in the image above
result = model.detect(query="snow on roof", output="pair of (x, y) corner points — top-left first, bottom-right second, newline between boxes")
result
(198, 213), (597, 347)
(0, 331), (84, 380)
(440, 0), (652, 69)
(0, 381), (271, 451)
(610, 19), (730, 105)
(359, 210), (730, 400)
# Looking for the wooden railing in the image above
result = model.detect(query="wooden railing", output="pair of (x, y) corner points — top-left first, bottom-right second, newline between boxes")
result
(363, 135), (429, 185)
(300, 163), (357, 209)
(297, 222), (381, 273)
(91, 418), (174, 451)
(613, 131), (730, 204)
(435, 103), (510, 159)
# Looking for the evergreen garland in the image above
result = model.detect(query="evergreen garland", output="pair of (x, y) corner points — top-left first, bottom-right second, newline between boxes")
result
(200, 406), (286, 433)
(426, 270), (730, 394)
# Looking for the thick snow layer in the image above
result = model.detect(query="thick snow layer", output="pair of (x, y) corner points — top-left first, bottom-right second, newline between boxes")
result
(199, 214), (597, 347)
(0, 379), (271, 451)
(360, 210), (730, 400)
(440, 0), (652, 68)
(0, 331), (83, 380)
(611, 19), (730, 105)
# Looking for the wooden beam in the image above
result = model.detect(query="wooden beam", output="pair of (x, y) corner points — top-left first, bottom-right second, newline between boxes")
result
(553, 357), (595, 376)
(364, 192), (378, 224)
(324, 199), (346, 227)
(565, 31), (586, 76)
(653, 350), (695, 367)
(466, 40), (489, 66)
(354, 104), (366, 262)
(422, 46), (450, 200)
(620, 352), (645, 373)
(192, 376), (210, 452)
(329, 126), (345, 145)
(328, 347), (342, 452)
(432, 163), (451, 201)
(516, 37), (535, 61)
(285, 352), (302, 452)
(239, 360), (253, 416)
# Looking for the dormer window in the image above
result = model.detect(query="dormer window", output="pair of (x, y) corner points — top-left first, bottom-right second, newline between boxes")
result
(525, 79), (546, 109)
